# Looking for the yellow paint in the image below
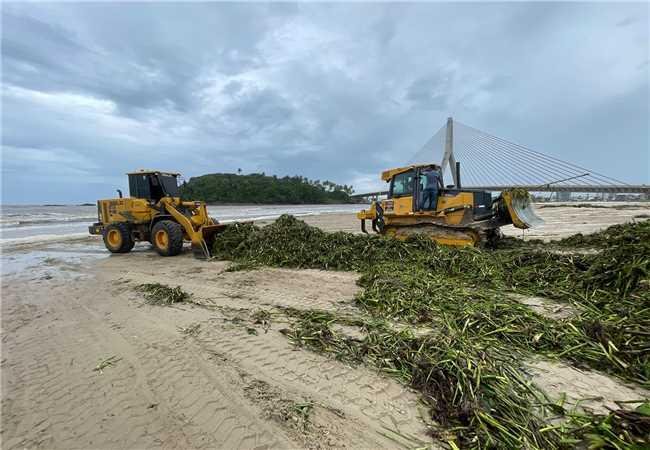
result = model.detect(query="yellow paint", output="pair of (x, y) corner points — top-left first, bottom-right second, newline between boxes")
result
(502, 191), (527, 229)
(432, 235), (476, 247)
(389, 196), (413, 216)
(106, 229), (122, 248)
(381, 163), (442, 181)
(155, 229), (169, 250)
(436, 192), (473, 225)
(99, 198), (154, 224)
(384, 225), (478, 247)
(356, 203), (377, 220)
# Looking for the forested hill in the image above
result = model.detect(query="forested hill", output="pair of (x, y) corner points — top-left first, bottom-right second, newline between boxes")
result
(180, 173), (355, 204)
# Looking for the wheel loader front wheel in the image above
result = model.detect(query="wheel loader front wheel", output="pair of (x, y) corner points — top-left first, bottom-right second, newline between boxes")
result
(103, 223), (135, 254)
(151, 220), (184, 256)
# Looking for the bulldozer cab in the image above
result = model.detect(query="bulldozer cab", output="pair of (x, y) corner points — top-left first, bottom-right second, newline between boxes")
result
(127, 170), (180, 202)
(386, 164), (443, 212)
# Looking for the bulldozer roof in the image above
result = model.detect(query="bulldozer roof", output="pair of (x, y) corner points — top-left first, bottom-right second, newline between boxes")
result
(126, 169), (180, 177)
(381, 163), (442, 181)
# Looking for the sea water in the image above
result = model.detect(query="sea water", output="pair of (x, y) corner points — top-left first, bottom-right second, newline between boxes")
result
(0, 203), (365, 278)
(0, 203), (364, 246)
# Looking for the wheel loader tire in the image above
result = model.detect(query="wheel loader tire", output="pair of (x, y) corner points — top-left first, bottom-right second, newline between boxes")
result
(151, 220), (183, 256)
(103, 223), (135, 253)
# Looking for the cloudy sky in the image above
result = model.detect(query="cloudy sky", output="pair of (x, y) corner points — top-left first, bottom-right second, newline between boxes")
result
(2, 2), (648, 204)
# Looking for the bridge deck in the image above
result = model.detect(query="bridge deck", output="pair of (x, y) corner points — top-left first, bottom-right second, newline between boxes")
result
(351, 185), (650, 197)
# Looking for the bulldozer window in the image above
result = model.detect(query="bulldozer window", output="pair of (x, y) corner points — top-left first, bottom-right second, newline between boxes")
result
(390, 170), (415, 198)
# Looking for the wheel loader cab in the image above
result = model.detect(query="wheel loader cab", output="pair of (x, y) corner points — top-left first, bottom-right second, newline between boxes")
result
(128, 171), (180, 202)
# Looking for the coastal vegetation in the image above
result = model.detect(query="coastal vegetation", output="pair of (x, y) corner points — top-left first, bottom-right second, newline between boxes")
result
(212, 216), (650, 449)
(180, 172), (355, 204)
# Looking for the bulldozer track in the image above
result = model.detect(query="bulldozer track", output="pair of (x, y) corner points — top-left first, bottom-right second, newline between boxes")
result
(385, 223), (481, 245)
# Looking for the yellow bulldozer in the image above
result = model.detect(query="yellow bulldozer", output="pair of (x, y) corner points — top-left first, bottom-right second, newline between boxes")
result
(357, 163), (542, 246)
(89, 170), (223, 259)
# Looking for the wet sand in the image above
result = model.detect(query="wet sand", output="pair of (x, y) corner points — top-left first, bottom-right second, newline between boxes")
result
(1, 203), (649, 449)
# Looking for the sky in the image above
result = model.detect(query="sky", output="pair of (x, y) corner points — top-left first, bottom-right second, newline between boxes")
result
(1, 2), (648, 204)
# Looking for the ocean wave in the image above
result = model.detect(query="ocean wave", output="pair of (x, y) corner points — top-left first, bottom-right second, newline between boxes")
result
(0, 233), (96, 248)
(0, 216), (97, 228)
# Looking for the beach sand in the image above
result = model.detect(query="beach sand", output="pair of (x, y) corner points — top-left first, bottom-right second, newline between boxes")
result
(2, 204), (649, 449)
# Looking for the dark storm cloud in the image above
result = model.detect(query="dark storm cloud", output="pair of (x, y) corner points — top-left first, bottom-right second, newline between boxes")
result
(406, 71), (454, 110)
(1, 2), (648, 203)
(2, 3), (288, 116)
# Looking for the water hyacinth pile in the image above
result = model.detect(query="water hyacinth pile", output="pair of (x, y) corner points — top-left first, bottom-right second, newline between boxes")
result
(213, 216), (650, 448)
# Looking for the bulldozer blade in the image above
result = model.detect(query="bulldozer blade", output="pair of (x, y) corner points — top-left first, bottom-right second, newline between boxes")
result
(504, 192), (544, 229)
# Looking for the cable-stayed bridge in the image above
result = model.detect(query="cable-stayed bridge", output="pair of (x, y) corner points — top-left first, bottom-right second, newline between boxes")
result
(353, 118), (649, 198)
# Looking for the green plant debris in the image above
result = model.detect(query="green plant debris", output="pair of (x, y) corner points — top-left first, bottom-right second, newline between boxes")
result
(243, 379), (315, 432)
(560, 402), (650, 448)
(178, 323), (201, 336)
(290, 402), (314, 428)
(225, 260), (261, 272)
(504, 187), (531, 201)
(212, 215), (650, 448)
(93, 355), (121, 373)
(252, 309), (271, 333)
(137, 283), (191, 305)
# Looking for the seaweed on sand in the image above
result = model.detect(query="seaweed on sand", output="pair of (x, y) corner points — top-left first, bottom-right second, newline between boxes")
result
(212, 215), (650, 448)
(137, 283), (191, 305)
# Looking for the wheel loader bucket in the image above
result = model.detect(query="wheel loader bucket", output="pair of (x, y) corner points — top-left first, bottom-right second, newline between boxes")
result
(503, 190), (544, 229)
(191, 224), (227, 259)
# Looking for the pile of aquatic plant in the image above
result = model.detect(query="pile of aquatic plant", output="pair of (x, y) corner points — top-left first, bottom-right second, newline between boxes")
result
(137, 283), (191, 305)
(212, 216), (650, 448)
(214, 216), (649, 380)
(555, 220), (650, 249)
(213, 215), (500, 275)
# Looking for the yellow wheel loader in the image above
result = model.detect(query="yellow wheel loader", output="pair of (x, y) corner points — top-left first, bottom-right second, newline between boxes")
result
(357, 163), (543, 247)
(89, 170), (224, 259)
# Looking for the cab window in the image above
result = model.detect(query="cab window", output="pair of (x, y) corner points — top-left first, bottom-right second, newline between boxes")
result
(390, 170), (415, 198)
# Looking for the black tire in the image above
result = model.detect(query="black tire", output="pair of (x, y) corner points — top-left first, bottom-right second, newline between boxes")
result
(151, 220), (184, 256)
(103, 223), (135, 253)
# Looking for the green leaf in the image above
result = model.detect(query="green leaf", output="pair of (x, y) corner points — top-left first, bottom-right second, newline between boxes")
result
(635, 401), (650, 416)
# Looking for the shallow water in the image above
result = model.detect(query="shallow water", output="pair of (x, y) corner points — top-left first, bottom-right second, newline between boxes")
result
(0, 203), (363, 245)
(0, 203), (365, 278)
